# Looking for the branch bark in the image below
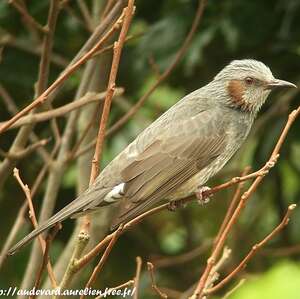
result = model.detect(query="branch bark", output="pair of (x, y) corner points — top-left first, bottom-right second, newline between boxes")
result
(55, 0), (135, 291)
(13, 168), (57, 288)
(0, 89), (123, 130)
(205, 204), (297, 296)
(190, 106), (300, 298)
(0, 7), (125, 134)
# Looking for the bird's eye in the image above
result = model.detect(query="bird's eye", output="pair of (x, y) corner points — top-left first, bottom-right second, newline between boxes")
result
(245, 77), (254, 85)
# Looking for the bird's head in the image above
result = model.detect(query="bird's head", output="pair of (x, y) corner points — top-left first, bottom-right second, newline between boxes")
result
(214, 59), (297, 114)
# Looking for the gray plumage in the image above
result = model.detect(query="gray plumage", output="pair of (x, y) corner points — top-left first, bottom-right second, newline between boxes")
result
(8, 59), (296, 255)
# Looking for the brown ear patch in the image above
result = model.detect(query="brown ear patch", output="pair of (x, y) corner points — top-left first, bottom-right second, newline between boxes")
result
(227, 80), (245, 104)
(227, 80), (252, 112)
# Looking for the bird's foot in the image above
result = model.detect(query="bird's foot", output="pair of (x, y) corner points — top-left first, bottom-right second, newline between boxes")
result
(195, 186), (212, 205)
(168, 199), (187, 211)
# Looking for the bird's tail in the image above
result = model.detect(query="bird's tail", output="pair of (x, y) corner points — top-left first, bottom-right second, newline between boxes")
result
(8, 188), (106, 255)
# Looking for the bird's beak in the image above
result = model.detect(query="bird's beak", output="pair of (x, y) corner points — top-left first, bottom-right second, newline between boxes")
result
(266, 79), (297, 90)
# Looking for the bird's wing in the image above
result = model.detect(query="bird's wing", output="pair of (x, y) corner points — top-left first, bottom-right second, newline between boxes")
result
(111, 114), (227, 228)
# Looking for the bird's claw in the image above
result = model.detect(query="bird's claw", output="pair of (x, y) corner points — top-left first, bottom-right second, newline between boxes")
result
(195, 186), (212, 205)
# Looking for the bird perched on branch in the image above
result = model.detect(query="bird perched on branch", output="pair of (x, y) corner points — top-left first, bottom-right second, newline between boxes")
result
(9, 59), (296, 255)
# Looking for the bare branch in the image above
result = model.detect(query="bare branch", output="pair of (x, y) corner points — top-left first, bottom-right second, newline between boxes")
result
(0, 8), (125, 134)
(0, 145), (57, 269)
(58, 2), (135, 292)
(151, 241), (211, 269)
(80, 228), (122, 299)
(213, 167), (251, 249)
(8, 0), (48, 33)
(261, 244), (300, 257)
(0, 83), (18, 115)
(147, 262), (168, 298)
(190, 106), (300, 298)
(106, 0), (207, 136)
(205, 204), (297, 295)
(89, 0), (135, 182)
(76, 0), (93, 31)
(10, 1), (126, 292)
(13, 168), (57, 288)
(0, 33), (68, 67)
(66, 0), (208, 159)
(31, 224), (61, 299)
(51, 2), (134, 292)
(133, 256), (143, 299)
(0, 89), (123, 130)
(221, 279), (246, 299)
(57, 230), (90, 294)
(0, 138), (50, 160)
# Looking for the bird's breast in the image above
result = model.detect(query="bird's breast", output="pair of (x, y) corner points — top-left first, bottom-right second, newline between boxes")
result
(167, 114), (252, 200)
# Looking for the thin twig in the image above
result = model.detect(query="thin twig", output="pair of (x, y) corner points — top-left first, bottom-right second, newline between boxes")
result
(71, 234), (112, 270)
(0, 89), (123, 130)
(106, 0), (207, 136)
(0, 83), (53, 164)
(261, 244), (300, 257)
(0, 138), (50, 159)
(35, 0), (62, 144)
(80, 2), (135, 293)
(57, 230), (90, 293)
(77, 0), (93, 31)
(80, 228), (123, 299)
(221, 279), (246, 299)
(204, 247), (232, 290)
(17, 2), (125, 292)
(0, 10), (125, 134)
(205, 204), (297, 295)
(213, 167), (251, 249)
(68, 107), (99, 161)
(89, 0), (135, 182)
(101, 0), (117, 20)
(148, 54), (161, 77)
(147, 262), (168, 298)
(0, 145), (57, 269)
(133, 256), (143, 299)
(91, 33), (143, 59)
(0, 34), (68, 67)
(191, 107), (300, 299)
(8, 0), (47, 33)
(0, 0), (61, 191)
(54, 1), (132, 292)
(13, 168), (57, 288)
(31, 224), (61, 299)
(0, 83), (18, 115)
(151, 241), (211, 269)
(68, 0), (207, 158)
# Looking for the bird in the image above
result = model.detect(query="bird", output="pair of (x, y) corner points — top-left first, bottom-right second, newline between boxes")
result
(8, 59), (297, 255)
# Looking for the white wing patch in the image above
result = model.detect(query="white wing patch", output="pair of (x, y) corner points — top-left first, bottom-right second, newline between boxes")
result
(104, 183), (125, 203)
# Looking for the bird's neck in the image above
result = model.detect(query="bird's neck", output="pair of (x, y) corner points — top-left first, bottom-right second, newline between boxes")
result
(207, 80), (259, 116)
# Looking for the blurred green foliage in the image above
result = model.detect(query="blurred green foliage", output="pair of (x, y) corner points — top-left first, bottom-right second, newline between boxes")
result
(230, 261), (300, 299)
(0, 0), (300, 298)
